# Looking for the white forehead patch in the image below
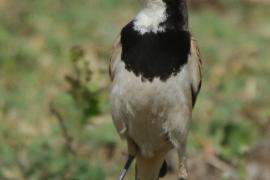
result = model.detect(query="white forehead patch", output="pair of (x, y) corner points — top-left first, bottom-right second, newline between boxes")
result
(133, 1), (167, 34)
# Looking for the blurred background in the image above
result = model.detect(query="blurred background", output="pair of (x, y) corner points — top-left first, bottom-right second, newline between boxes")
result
(0, 0), (269, 179)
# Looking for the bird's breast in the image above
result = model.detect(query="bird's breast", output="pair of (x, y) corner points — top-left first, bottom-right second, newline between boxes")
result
(121, 22), (191, 82)
(110, 22), (192, 156)
(110, 61), (192, 157)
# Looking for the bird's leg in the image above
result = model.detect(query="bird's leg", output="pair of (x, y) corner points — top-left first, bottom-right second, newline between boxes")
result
(119, 155), (135, 180)
(178, 155), (188, 180)
(119, 138), (137, 180)
(175, 140), (188, 180)
(168, 127), (189, 180)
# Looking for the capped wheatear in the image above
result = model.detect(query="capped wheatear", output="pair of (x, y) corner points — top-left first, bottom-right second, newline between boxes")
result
(109, 0), (202, 179)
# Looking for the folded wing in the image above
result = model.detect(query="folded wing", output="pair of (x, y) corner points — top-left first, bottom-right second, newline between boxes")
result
(109, 35), (122, 81)
(188, 37), (202, 108)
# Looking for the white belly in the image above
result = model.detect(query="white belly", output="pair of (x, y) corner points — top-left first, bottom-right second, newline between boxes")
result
(110, 62), (192, 157)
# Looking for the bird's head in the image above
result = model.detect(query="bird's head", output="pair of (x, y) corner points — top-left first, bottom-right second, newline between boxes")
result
(137, 0), (188, 31)
(138, 0), (188, 16)
(139, 0), (186, 5)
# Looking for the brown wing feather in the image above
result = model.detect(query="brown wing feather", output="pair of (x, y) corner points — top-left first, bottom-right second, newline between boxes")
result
(109, 35), (128, 138)
(189, 37), (202, 107)
(109, 35), (122, 81)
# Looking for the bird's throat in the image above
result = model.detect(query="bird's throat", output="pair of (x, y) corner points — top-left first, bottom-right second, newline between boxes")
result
(134, 0), (188, 34)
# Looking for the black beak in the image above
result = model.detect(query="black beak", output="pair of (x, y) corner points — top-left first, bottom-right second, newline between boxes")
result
(119, 155), (135, 180)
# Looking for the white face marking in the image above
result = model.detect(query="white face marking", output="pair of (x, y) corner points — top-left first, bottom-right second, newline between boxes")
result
(134, 0), (167, 35)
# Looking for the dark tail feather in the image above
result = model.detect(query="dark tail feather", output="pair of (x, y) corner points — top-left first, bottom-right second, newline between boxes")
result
(159, 160), (167, 178)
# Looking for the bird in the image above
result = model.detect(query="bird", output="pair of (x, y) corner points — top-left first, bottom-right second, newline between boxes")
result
(109, 0), (202, 179)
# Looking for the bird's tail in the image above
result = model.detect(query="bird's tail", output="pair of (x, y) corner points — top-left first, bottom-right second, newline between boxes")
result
(135, 155), (167, 180)
(159, 160), (167, 178)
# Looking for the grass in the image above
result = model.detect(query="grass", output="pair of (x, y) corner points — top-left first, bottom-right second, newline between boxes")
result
(0, 0), (269, 179)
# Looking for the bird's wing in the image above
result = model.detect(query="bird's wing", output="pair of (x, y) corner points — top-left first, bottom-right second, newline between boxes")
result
(109, 35), (122, 81)
(188, 37), (202, 107)
(109, 35), (128, 138)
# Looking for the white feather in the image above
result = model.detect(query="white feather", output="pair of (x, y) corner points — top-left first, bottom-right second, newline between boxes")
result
(110, 61), (192, 157)
(134, 0), (167, 34)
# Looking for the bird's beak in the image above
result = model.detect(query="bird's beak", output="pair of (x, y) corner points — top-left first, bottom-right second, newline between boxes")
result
(119, 155), (135, 180)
